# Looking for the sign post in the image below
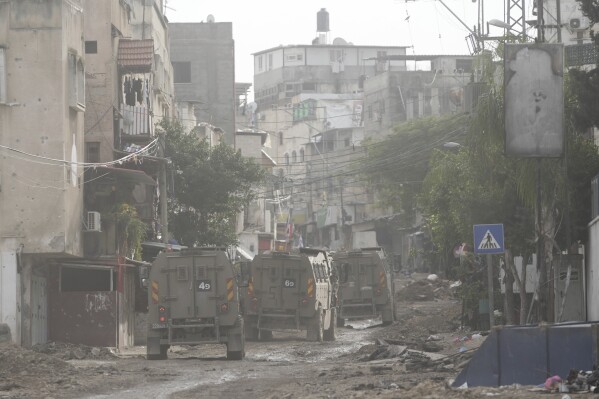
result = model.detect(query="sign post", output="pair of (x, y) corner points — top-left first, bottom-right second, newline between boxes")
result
(473, 224), (505, 329)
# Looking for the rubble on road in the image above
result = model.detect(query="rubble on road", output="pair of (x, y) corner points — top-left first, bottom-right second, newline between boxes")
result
(0, 341), (80, 398)
(32, 341), (118, 360)
(359, 337), (476, 373)
(395, 278), (457, 302)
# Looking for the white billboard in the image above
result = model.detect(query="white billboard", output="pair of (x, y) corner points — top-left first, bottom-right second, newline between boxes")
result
(504, 44), (564, 157)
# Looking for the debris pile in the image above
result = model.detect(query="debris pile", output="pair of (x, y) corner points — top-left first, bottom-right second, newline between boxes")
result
(544, 368), (599, 394)
(359, 338), (475, 373)
(395, 278), (456, 302)
(32, 341), (118, 360)
(0, 342), (79, 396)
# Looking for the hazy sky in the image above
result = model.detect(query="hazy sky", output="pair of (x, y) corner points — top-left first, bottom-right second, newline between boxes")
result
(166, 1), (523, 85)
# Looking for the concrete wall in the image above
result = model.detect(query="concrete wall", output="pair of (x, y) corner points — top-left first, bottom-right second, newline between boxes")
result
(130, 0), (174, 123)
(83, 0), (132, 163)
(169, 22), (235, 145)
(0, 0), (84, 256)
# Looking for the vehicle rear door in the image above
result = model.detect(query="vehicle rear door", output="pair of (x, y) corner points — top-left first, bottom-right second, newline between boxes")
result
(165, 255), (194, 319)
(193, 254), (219, 318)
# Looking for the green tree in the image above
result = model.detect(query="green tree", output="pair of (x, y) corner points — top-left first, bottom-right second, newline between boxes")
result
(112, 202), (147, 260)
(362, 60), (599, 323)
(159, 119), (265, 247)
(569, 1), (599, 131)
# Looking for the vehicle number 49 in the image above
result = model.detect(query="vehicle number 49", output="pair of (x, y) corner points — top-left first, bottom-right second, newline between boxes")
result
(198, 280), (212, 291)
(284, 279), (296, 288)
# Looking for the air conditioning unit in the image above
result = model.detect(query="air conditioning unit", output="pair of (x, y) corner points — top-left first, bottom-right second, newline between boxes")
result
(569, 17), (589, 30)
(87, 211), (101, 232)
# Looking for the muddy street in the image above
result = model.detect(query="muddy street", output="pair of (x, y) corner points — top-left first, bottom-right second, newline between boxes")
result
(86, 319), (377, 399)
(0, 277), (573, 399)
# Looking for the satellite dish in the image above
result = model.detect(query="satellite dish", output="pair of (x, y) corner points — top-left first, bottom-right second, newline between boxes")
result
(332, 37), (347, 45)
(206, 14), (215, 23)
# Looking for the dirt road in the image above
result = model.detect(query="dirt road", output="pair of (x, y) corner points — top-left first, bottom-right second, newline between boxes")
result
(0, 277), (574, 399)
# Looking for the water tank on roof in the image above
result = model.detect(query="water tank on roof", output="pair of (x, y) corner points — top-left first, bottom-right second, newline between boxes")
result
(317, 8), (329, 32)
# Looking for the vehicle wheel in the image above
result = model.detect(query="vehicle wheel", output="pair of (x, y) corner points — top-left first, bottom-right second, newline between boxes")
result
(226, 336), (245, 361)
(307, 307), (324, 342)
(227, 350), (244, 360)
(259, 329), (273, 341)
(227, 322), (246, 361)
(148, 344), (168, 360)
(324, 308), (337, 341)
(381, 306), (394, 326)
(245, 325), (259, 341)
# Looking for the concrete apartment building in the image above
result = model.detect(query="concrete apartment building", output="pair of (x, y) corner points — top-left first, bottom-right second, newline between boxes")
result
(0, 0), (176, 348)
(249, 9), (475, 261)
(0, 0), (86, 346)
(169, 21), (236, 145)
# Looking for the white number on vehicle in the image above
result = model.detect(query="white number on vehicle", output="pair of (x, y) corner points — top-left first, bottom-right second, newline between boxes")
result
(283, 279), (296, 288)
(198, 280), (212, 291)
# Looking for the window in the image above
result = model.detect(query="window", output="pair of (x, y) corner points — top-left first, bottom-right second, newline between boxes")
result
(292, 151), (297, 163)
(85, 41), (98, 54)
(284, 153), (290, 165)
(258, 55), (263, 71)
(172, 62), (191, 83)
(455, 59), (473, 73)
(300, 148), (305, 163)
(68, 52), (85, 110)
(329, 49), (342, 62)
(279, 131), (283, 145)
(268, 53), (273, 70)
(344, 138), (350, 147)
(0, 48), (5, 103)
(61, 267), (113, 292)
(286, 53), (304, 62)
(302, 82), (316, 91)
(85, 142), (100, 163)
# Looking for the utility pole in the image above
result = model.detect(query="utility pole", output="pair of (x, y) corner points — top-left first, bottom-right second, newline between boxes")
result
(158, 134), (169, 244)
(536, 0), (548, 323)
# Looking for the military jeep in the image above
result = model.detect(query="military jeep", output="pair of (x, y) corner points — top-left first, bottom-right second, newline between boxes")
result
(243, 247), (338, 342)
(332, 247), (395, 326)
(146, 248), (245, 360)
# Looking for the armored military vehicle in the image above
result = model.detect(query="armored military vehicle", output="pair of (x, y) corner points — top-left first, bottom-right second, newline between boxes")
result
(332, 247), (395, 326)
(146, 248), (245, 360)
(243, 247), (338, 342)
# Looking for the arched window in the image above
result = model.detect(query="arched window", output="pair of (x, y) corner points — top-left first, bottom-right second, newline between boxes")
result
(292, 151), (297, 163)
(284, 153), (290, 165)
(300, 148), (305, 163)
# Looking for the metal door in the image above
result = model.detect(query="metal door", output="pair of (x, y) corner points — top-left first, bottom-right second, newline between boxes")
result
(194, 255), (219, 318)
(166, 255), (194, 319)
(31, 275), (47, 345)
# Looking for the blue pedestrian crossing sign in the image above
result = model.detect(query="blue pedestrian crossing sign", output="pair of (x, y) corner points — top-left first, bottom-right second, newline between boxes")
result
(473, 224), (505, 254)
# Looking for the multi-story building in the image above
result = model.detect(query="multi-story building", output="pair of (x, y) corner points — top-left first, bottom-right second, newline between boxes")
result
(253, 42), (408, 110)
(169, 21), (236, 145)
(75, 0), (174, 348)
(250, 10), (475, 262)
(0, 0), (175, 348)
(0, 0), (86, 346)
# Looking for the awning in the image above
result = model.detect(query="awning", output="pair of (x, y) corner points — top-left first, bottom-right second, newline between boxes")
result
(92, 166), (156, 185)
(237, 246), (254, 261)
(118, 39), (154, 73)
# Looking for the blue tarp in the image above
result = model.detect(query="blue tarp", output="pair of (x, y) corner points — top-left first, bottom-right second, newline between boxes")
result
(453, 322), (599, 387)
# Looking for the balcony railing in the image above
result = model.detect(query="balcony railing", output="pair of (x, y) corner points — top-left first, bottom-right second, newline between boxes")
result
(120, 103), (153, 137)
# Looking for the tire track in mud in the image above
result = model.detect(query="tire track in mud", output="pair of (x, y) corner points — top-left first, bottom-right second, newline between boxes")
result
(83, 319), (380, 399)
